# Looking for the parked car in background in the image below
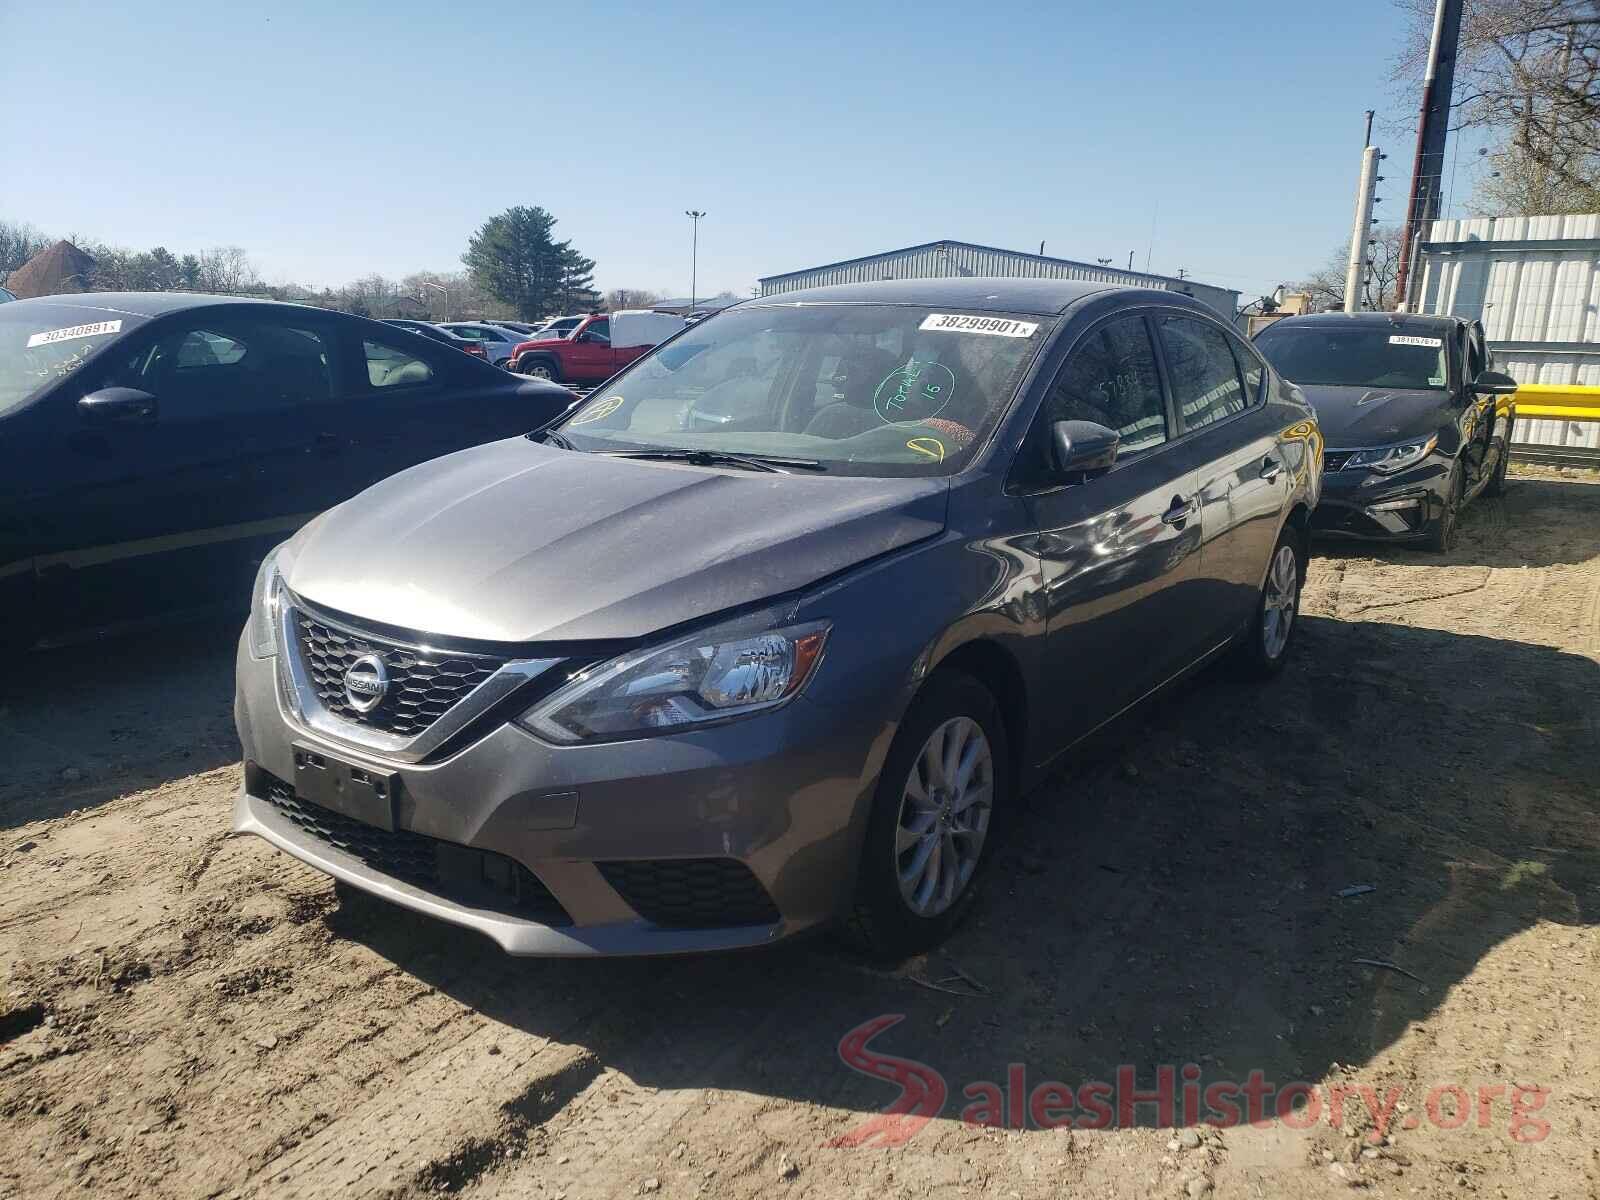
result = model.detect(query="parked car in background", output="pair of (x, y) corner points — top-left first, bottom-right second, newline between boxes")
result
(0, 293), (573, 650)
(380, 318), (489, 360)
(491, 320), (540, 336)
(235, 278), (1319, 960)
(509, 309), (686, 383)
(0, 286), (15, 304)
(531, 315), (584, 340)
(1253, 312), (1517, 551)
(438, 322), (527, 367)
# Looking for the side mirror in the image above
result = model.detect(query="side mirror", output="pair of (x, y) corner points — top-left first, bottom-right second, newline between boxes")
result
(1051, 420), (1119, 478)
(1472, 370), (1518, 396)
(78, 387), (158, 425)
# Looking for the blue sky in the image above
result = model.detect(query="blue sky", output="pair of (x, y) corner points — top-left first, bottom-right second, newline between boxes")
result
(1, 1), (1489, 303)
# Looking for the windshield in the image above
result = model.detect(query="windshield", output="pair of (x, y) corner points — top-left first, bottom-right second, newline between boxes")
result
(555, 303), (1049, 475)
(0, 305), (138, 417)
(1254, 325), (1450, 391)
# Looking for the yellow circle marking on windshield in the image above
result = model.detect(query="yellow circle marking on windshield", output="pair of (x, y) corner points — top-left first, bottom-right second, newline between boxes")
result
(906, 436), (946, 463)
(572, 394), (624, 424)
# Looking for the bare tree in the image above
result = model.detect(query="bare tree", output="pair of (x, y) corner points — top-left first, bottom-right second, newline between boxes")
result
(197, 246), (260, 294)
(1292, 225), (1406, 311)
(0, 220), (51, 277)
(604, 288), (664, 311)
(1392, 0), (1600, 213)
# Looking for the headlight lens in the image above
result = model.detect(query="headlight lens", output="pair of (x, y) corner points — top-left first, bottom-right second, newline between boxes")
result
(246, 545), (287, 659)
(1347, 434), (1438, 474)
(519, 615), (830, 743)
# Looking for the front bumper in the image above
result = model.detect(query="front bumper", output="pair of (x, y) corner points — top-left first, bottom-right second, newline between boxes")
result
(1310, 455), (1450, 541)
(232, 629), (880, 957)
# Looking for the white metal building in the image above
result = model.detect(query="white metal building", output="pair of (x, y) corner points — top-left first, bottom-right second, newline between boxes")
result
(758, 240), (1240, 320)
(1414, 213), (1600, 385)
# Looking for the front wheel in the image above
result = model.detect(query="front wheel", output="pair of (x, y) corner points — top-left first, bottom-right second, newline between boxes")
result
(1483, 420), (1513, 496)
(522, 357), (561, 382)
(1236, 527), (1304, 679)
(1426, 463), (1464, 552)
(843, 672), (1010, 961)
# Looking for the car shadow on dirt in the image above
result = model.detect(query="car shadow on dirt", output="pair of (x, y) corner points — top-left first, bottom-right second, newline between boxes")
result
(325, 613), (1600, 1145)
(0, 619), (241, 829)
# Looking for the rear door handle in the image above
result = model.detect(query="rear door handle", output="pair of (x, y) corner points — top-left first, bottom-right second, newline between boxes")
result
(1259, 456), (1282, 482)
(1161, 495), (1198, 526)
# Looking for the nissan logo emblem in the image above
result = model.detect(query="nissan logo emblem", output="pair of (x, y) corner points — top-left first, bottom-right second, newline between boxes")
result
(343, 654), (389, 713)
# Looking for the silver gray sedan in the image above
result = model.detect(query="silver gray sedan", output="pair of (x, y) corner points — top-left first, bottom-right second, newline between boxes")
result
(234, 278), (1321, 958)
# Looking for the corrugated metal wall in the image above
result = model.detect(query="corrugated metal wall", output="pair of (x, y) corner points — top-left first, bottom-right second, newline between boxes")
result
(1416, 213), (1600, 385)
(758, 242), (1240, 320)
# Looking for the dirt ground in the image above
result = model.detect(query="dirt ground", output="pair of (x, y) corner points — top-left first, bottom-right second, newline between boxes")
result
(3, 465), (1600, 1200)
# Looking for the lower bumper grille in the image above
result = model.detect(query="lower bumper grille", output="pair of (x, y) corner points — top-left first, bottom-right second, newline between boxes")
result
(253, 766), (571, 926)
(598, 858), (780, 929)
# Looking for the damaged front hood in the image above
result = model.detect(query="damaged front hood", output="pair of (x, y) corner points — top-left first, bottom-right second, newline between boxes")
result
(285, 438), (948, 643)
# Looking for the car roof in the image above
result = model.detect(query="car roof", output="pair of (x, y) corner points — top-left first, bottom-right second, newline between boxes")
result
(745, 276), (1128, 316)
(1266, 311), (1470, 334)
(4, 291), (310, 318)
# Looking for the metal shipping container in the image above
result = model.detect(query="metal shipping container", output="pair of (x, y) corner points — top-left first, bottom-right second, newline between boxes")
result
(1414, 213), (1600, 385)
(758, 240), (1240, 321)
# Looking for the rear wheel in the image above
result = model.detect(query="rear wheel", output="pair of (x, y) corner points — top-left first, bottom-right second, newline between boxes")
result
(1236, 526), (1304, 679)
(1426, 463), (1464, 552)
(843, 672), (1010, 961)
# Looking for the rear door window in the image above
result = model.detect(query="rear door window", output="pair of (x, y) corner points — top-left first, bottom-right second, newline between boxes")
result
(363, 339), (436, 389)
(1157, 316), (1247, 432)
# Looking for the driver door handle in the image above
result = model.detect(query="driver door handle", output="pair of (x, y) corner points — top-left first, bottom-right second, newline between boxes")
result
(1259, 456), (1282, 482)
(1161, 494), (1198, 526)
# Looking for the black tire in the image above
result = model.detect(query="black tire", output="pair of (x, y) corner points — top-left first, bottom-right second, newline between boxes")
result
(1483, 420), (1513, 497)
(1236, 523), (1306, 679)
(842, 671), (1011, 961)
(1426, 462), (1464, 552)
(521, 356), (560, 383)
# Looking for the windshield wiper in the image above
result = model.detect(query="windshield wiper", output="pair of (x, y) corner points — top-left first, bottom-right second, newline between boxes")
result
(533, 427), (578, 450)
(598, 448), (825, 473)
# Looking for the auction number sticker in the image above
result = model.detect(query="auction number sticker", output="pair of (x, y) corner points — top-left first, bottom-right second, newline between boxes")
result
(919, 313), (1039, 338)
(1388, 335), (1442, 348)
(25, 320), (122, 349)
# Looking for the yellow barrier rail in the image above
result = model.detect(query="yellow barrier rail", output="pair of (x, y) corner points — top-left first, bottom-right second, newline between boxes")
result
(1512, 384), (1600, 422)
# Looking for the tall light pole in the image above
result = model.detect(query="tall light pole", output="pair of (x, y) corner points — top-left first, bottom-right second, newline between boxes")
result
(685, 210), (705, 313)
(1345, 144), (1382, 312)
(419, 280), (448, 321)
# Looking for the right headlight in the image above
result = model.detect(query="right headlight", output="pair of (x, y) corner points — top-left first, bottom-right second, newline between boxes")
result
(245, 543), (289, 660)
(1347, 434), (1438, 475)
(518, 612), (831, 744)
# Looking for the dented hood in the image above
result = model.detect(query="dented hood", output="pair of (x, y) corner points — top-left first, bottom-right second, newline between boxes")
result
(285, 437), (948, 643)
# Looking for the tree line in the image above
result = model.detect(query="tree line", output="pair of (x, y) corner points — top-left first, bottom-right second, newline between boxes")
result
(1, 205), (690, 321)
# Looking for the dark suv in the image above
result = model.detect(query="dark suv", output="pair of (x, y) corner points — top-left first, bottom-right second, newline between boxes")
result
(1253, 312), (1518, 551)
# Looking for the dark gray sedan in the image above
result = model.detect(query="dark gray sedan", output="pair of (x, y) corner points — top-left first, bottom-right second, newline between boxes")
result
(234, 278), (1321, 958)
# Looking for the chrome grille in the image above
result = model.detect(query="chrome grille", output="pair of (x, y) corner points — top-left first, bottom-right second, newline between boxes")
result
(293, 611), (507, 739)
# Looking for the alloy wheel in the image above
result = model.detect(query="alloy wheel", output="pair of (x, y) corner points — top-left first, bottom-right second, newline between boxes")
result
(894, 716), (994, 918)
(1261, 544), (1299, 660)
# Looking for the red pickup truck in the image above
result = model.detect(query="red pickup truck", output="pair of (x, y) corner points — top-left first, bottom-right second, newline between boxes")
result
(510, 310), (686, 385)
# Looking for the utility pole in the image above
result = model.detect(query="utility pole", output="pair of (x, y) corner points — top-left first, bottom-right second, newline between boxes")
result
(685, 210), (705, 313)
(1127, 251), (1135, 271)
(1345, 145), (1382, 312)
(1394, 0), (1464, 309)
